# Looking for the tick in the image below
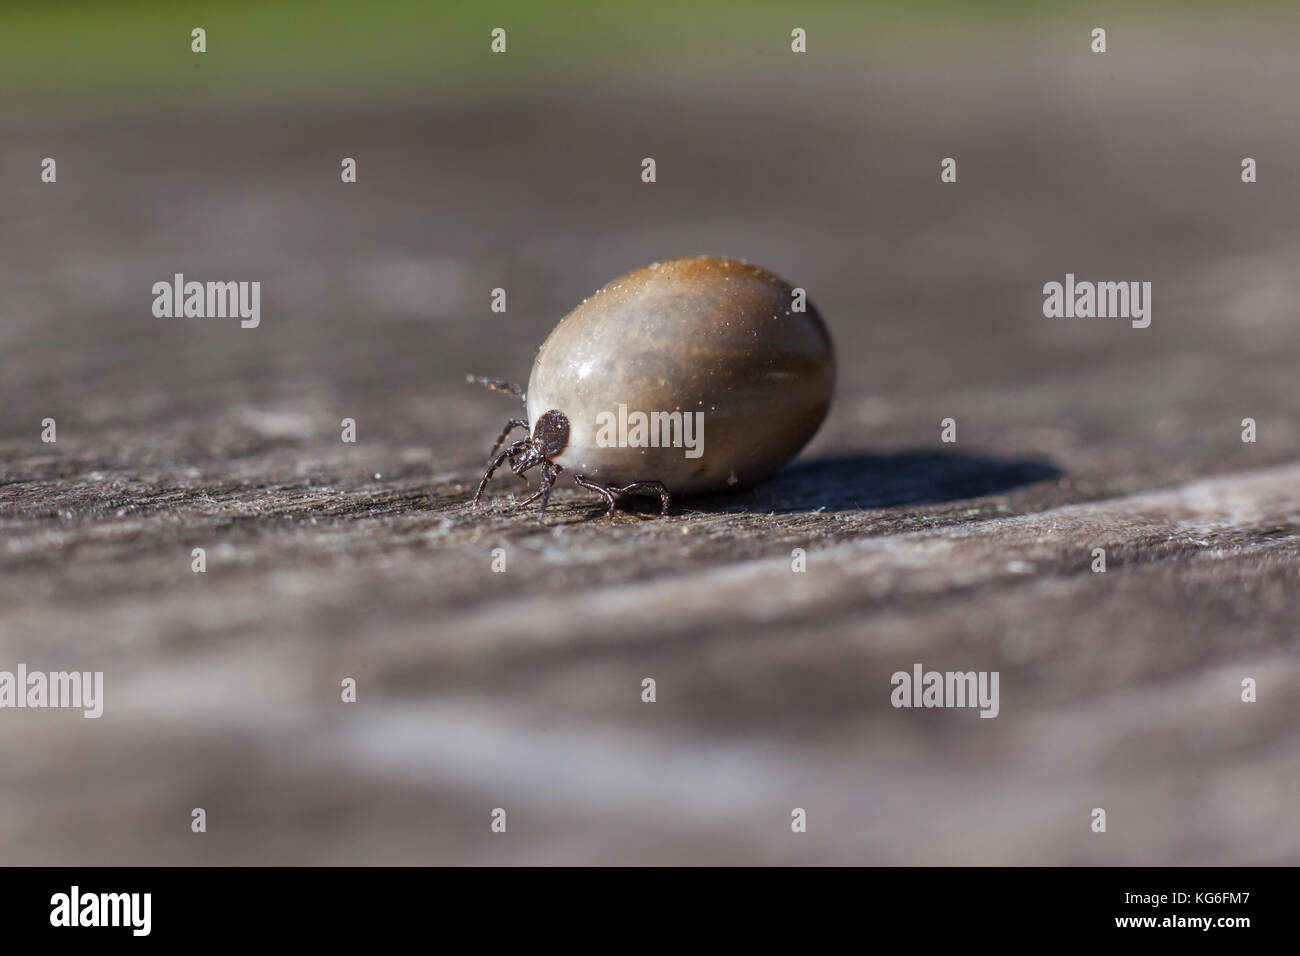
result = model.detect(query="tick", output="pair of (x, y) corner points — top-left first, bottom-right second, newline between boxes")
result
(469, 256), (835, 520)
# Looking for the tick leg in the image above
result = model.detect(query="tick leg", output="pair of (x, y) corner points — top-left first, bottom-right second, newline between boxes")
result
(489, 419), (530, 457)
(496, 421), (532, 484)
(610, 480), (671, 515)
(573, 476), (671, 517)
(573, 474), (618, 516)
(516, 467), (550, 508)
(536, 462), (561, 521)
(467, 375), (527, 408)
(517, 462), (560, 518)
(474, 438), (530, 504)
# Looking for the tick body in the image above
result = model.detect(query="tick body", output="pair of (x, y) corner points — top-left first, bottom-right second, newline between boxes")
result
(471, 256), (835, 520)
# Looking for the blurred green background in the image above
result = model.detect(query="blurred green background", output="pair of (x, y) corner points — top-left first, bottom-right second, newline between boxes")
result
(4, 0), (1291, 116)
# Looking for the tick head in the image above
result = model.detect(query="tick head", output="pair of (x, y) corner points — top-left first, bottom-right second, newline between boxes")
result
(532, 409), (570, 459)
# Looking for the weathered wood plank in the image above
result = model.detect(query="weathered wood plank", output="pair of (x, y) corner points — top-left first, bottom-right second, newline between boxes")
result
(2, 33), (1299, 864)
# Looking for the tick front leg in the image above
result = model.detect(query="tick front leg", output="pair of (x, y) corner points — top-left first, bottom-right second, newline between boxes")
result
(489, 419), (530, 457)
(536, 462), (561, 521)
(517, 461), (561, 521)
(474, 438), (530, 504)
(466, 375), (527, 407)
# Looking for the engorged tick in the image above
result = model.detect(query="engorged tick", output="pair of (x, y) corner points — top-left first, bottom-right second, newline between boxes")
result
(469, 256), (835, 521)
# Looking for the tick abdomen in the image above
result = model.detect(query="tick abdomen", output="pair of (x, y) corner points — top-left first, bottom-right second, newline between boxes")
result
(525, 257), (835, 494)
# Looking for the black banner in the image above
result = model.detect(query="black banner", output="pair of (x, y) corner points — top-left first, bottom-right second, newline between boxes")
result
(0, 866), (1286, 943)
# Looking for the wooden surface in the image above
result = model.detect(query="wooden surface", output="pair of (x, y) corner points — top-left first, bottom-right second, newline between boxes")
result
(2, 30), (1299, 864)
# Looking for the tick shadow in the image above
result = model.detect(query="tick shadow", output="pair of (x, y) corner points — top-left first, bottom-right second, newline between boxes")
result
(680, 451), (1063, 515)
